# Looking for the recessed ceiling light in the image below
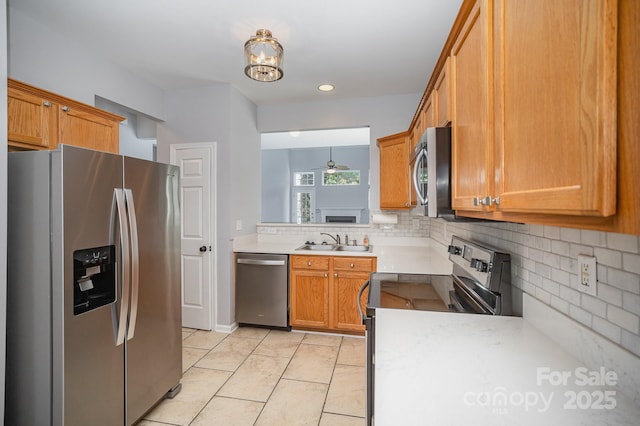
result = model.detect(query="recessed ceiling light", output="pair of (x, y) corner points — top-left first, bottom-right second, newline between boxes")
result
(318, 84), (335, 92)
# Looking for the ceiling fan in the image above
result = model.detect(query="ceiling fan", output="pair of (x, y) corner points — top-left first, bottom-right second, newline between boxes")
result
(313, 147), (350, 174)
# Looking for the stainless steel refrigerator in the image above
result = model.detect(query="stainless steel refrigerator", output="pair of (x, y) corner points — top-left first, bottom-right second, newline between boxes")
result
(6, 145), (182, 425)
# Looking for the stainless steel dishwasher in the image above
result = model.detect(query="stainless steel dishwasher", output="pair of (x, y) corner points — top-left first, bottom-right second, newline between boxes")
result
(235, 253), (290, 329)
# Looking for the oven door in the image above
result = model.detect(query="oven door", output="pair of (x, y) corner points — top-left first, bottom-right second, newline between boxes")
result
(449, 276), (495, 315)
(410, 145), (428, 206)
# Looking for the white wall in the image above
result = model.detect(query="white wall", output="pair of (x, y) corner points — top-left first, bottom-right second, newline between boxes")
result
(1, 0), (8, 418)
(157, 84), (259, 329)
(261, 150), (291, 222)
(8, 6), (165, 120)
(95, 99), (157, 161)
(257, 93), (420, 212)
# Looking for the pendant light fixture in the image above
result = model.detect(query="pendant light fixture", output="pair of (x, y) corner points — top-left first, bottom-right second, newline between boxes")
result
(244, 29), (284, 82)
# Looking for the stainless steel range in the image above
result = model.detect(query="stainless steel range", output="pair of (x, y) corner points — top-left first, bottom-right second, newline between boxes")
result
(360, 235), (512, 426)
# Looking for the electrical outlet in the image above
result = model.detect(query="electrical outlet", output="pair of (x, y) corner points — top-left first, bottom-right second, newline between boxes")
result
(577, 254), (597, 296)
(235, 219), (243, 231)
(263, 227), (277, 234)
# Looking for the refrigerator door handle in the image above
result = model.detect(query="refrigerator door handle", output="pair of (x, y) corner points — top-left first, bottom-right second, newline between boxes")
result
(124, 188), (140, 340)
(114, 188), (131, 346)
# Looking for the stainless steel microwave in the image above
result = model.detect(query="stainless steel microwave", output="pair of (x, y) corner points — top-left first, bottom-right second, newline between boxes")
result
(409, 126), (455, 219)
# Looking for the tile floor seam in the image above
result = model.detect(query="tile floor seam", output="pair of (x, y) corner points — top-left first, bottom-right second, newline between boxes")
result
(318, 337), (342, 421)
(253, 331), (304, 412)
(242, 329), (302, 426)
(181, 333), (234, 426)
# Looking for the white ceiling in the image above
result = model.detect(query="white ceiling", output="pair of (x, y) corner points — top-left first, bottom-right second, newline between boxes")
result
(9, 0), (463, 105)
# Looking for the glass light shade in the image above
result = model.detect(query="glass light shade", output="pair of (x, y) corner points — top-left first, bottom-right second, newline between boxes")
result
(244, 29), (284, 82)
(326, 168), (336, 174)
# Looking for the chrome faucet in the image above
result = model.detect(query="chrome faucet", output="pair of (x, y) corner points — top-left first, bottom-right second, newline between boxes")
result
(320, 232), (340, 245)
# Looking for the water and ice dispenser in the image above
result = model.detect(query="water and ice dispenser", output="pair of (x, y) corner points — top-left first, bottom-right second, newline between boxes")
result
(73, 245), (116, 315)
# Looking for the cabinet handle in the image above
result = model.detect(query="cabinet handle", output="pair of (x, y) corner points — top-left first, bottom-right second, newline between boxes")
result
(350, 263), (355, 268)
(474, 196), (492, 206)
(324, 273), (328, 278)
(62, 106), (70, 112)
(307, 261), (312, 266)
(334, 272), (338, 278)
(43, 101), (51, 107)
(492, 197), (500, 205)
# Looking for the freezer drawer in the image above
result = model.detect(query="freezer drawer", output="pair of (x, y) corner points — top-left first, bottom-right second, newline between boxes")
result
(235, 253), (289, 329)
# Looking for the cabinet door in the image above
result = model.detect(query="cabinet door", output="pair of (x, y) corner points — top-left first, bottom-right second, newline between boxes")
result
(331, 270), (369, 332)
(378, 132), (411, 210)
(290, 270), (329, 329)
(8, 87), (57, 149)
(494, 0), (617, 216)
(434, 57), (451, 126)
(59, 106), (120, 153)
(423, 92), (436, 129)
(451, 0), (494, 211)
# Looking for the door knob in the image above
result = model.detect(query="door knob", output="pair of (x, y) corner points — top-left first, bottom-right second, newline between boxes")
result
(199, 246), (207, 252)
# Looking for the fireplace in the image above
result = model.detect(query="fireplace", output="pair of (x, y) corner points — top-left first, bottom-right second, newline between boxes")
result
(325, 215), (357, 223)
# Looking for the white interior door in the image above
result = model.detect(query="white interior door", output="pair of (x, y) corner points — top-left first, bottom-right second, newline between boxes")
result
(170, 143), (216, 330)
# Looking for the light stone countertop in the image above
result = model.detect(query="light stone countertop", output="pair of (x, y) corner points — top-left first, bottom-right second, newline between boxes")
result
(373, 294), (640, 425)
(232, 234), (453, 275)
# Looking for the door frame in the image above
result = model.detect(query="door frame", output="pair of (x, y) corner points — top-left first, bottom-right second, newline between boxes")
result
(170, 142), (217, 330)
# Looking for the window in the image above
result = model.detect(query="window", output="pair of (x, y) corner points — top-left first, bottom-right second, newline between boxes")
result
(322, 170), (360, 186)
(292, 189), (315, 223)
(294, 172), (314, 186)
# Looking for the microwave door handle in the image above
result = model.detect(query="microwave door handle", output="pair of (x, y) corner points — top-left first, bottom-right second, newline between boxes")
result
(413, 149), (427, 205)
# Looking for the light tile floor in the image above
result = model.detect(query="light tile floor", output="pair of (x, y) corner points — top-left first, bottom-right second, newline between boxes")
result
(137, 327), (366, 426)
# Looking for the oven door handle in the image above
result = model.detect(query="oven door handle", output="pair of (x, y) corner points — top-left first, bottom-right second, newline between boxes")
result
(357, 280), (370, 325)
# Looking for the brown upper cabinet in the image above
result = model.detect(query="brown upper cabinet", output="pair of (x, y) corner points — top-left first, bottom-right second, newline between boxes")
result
(423, 92), (436, 129)
(450, 0), (494, 212)
(434, 57), (451, 126)
(491, 0), (618, 217)
(379, 0), (639, 234)
(378, 131), (412, 210)
(452, 0), (618, 217)
(8, 79), (124, 153)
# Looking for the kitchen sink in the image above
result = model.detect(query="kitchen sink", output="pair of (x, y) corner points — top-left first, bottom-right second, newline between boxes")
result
(295, 244), (372, 253)
(336, 245), (373, 252)
(295, 244), (338, 251)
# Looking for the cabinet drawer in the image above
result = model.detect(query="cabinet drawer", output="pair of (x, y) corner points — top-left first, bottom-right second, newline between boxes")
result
(290, 255), (330, 270)
(333, 257), (374, 272)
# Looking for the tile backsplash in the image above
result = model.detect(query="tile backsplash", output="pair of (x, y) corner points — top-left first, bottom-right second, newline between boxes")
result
(430, 218), (640, 359)
(257, 213), (640, 358)
(257, 211), (430, 243)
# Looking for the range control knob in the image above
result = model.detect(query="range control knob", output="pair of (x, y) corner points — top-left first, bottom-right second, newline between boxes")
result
(470, 258), (480, 268)
(448, 245), (461, 255)
(475, 261), (488, 272)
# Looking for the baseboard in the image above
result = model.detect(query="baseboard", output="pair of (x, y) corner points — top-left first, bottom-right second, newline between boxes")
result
(215, 322), (238, 334)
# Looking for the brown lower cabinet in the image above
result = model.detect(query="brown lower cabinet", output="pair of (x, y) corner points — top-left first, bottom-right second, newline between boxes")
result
(290, 255), (376, 334)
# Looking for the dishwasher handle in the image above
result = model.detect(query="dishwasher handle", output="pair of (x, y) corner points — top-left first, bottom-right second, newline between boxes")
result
(237, 258), (287, 266)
